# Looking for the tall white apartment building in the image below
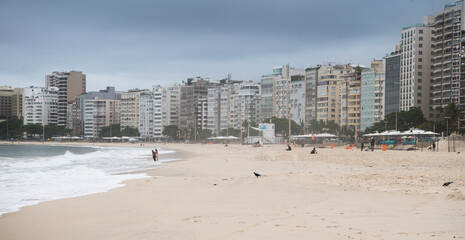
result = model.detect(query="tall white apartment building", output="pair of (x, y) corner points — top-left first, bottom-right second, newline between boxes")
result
(207, 85), (234, 135)
(230, 83), (261, 130)
(139, 91), (155, 139)
(138, 85), (181, 139)
(163, 84), (181, 127)
(400, 16), (435, 119)
(23, 87), (59, 125)
(290, 77), (305, 124)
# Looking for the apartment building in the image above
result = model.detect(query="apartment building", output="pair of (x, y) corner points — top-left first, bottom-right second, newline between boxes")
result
(230, 83), (261, 130)
(45, 71), (86, 127)
(290, 76), (305, 124)
(400, 16), (435, 119)
(304, 67), (319, 130)
(23, 87), (58, 125)
(0, 86), (23, 120)
(431, 1), (465, 125)
(316, 64), (352, 124)
(83, 99), (120, 138)
(179, 77), (215, 130)
(384, 50), (401, 116)
(360, 60), (386, 131)
(340, 66), (363, 135)
(260, 65), (305, 122)
(120, 90), (144, 130)
(79, 87), (120, 135)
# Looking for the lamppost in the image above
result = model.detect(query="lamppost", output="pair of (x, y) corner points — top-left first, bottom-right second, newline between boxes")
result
(445, 116), (450, 152)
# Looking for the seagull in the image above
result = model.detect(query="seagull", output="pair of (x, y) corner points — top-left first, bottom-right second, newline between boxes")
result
(253, 172), (261, 177)
(443, 181), (453, 187)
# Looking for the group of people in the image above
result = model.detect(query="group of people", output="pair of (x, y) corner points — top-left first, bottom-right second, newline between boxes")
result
(286, 144), (317, 154)
(151, 149), (158, 161)
(360, 137), (376, 151)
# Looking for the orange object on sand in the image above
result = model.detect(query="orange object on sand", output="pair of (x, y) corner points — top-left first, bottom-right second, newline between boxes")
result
(330, 144), (334, 149)
(294, 145), (297, 148)
(382, 145), (387, 151)
(345, 145), (351, 150)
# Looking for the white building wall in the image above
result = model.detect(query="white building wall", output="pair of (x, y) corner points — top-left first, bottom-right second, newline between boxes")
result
(23, 87), (59, 125)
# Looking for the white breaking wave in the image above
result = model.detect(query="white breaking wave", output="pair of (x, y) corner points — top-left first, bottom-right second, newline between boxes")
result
(0, 146), (177, 216)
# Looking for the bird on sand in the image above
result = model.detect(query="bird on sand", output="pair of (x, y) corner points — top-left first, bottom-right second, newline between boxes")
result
(443, 181), (453, 186)
(253, 172), (261, 177)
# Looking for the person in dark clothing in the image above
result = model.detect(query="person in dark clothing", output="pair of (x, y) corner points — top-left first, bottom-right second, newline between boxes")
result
(310, 148), (317, 154)
(286, 144), (292, 151)
(370, 138), (375, 151)
(361, 141), (364, 151)
(432, 141), (436, 151)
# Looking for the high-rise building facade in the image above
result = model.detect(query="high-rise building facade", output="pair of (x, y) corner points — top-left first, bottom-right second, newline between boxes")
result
(340, 66), (362, 135)
(83, 99), (120, 138)
(400, 16), (435, 119)
(260, 65), (305, 122)
(316, 64), (352, 124)
(304, 67), (319, 130)
(0, 86), (23, 120)
(120, 90), (143, 130)
(45, 71), (86, 127)
(23, 87), (58, 125)
(360, 60), (386, 131)
(384, 51), (401, 116)
(431, 1), (465, 125)
(290, 76), (305, 125)
(179, 77), (214, 130)
(79, 87), (120, 135)
(230, 83), (261, 130)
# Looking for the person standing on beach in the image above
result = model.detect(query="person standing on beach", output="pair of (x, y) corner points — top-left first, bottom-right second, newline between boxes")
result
(361, 138), (364, 151)
(370, 138), (375, 151)
(152, 149), (159, 161)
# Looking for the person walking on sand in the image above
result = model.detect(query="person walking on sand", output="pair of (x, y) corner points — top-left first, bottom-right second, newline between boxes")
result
(370, 137), (375, 151)
(361, 138), (365, 151)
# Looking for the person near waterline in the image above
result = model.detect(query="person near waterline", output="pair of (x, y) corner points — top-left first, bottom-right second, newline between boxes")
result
(152, 149), (159, 161)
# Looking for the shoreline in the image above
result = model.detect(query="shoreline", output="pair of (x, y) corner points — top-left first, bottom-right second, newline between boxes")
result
(0, 142), (181, 217)
(0, 143), (464, 239)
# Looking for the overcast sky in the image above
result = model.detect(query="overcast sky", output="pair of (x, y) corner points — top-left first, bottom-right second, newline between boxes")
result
(0, 0), (454, 91)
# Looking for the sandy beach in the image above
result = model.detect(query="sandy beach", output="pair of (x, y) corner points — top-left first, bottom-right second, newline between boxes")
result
(0, 141), (464, 239)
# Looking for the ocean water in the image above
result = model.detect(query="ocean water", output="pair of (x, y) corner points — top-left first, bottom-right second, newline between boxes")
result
(0, 144), (177, 216)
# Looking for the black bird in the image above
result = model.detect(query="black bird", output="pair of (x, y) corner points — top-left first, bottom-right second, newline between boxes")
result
(443, 181), (453, 187)
(457, 152), (460, 154)
(253, 172), (261, 177)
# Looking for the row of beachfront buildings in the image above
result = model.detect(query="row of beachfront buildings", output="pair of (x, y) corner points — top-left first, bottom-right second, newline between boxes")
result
(1, 1), (465, 138)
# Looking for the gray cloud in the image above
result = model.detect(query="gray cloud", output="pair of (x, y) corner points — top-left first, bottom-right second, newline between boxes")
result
(0, 0), (454, 90)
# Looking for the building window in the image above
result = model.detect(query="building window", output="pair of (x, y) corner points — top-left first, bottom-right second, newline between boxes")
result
(419, 37), (423, 41)
(419, 44), (423, 48)
(418, 58), (422, 62)
(419, 29), (423, 34)
(419, 51), (423, 55)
